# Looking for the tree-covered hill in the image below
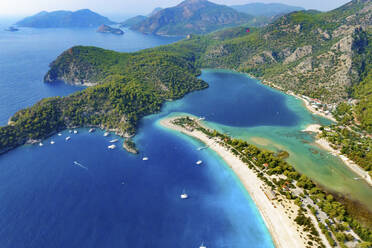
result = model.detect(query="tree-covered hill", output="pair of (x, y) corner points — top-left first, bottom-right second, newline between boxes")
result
(0, 46), (207, 154)
(130, 0), (254, 36)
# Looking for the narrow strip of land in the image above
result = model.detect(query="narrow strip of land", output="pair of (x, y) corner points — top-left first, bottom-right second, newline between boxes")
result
(160, 117), (317, 248)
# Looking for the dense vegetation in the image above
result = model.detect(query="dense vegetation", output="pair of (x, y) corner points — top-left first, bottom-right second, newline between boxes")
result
(0, 46), (207, 153)
(353, 28), (372, 132)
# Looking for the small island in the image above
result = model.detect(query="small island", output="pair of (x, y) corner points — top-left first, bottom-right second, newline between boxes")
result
(5, 27), (19, 32)
(97, 24), (124, 35)
(15, 9), (115, 28)
(123, 138), (138, 154)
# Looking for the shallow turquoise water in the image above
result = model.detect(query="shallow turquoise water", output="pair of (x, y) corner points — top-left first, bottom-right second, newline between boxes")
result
(197, 70), (372, 210)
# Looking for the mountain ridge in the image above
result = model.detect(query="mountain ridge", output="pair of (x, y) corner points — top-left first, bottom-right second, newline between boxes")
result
(130, 0), (253, 36)
(230, 2), (305, 17)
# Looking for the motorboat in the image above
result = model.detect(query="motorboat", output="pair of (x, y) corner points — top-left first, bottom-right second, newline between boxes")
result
(108, 144), (116, 149)
(180, 189), (188, 199)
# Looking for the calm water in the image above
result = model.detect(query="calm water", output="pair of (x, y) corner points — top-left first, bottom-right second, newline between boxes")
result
(0, 22), (180, 124)
(195, 71), (372, 210)
(0, 26), (275, 247)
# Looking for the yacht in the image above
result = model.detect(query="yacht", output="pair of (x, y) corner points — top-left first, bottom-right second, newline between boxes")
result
(50, 141), (55, 145)
(66, 136), (71, 141)
(109, 139), (119, 143)
(104, 132), (109, 137)
(180, 190), (188, 199)
(73, 130), (78, 134)
(89, 128), (95, 133)
(108, 144), (116, 149)
(196, 160), (203, 165)
(142, 157), (149, 161)
(39, 142), (43, 147)
(58, 133), (62, 136)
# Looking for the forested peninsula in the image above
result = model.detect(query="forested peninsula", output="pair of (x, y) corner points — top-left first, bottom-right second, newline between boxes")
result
(0, 46), (207, 154)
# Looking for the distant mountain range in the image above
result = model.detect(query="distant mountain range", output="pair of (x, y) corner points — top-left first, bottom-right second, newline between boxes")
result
(148, 7), (163, 17)
(120, 15), (148, 28)
(16, 9), (114, 28)
(129, 0), (253, 36)
(120, 8), (164, 28)
(230, 2), (304, 17)
(123, 0), (305, 36)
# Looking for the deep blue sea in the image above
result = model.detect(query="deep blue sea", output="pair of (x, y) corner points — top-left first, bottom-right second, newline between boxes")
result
(0, 23), (276, 247)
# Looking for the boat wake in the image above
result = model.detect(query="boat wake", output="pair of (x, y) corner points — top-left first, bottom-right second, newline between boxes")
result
(73, 161), (88, 170)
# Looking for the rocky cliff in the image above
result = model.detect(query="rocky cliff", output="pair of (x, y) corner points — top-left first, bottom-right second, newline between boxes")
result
(201, 0), (372, 103)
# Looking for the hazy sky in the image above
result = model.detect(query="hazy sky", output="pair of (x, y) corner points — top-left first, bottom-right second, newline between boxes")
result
(0, 0), (351, 18)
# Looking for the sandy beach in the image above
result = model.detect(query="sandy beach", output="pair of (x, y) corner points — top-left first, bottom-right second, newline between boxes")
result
(315, 138), (372, 187)
(302, 124), (322, 133)
(160, 117), (310, 248)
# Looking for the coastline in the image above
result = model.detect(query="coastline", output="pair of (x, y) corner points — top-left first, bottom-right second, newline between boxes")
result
(255, 76), (372, 187)
(315, 137), (372, 187)
(257, 78), (336, 123)
(302, 123), (372, 187)
(160, 117), (311, 248)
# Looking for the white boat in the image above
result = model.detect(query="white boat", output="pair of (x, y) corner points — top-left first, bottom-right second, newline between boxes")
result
(197, 146), (207, 151)
(198, 117), (206, 121)
(66, 136), (71, 141)
(109, 139), (119, 143)
(39, 142), (43, 147)
(73, 130), (78, 134)
(58, 133), (62, 136)
(69, 130), (72, 133)
(142, 157), (149, 161)
(89, 128), (95, 133)
(180, 189), (188, 199)
(50, 141), (55, 145)
(108, 144), (116, 149)
(200, 242), (206, 248)
(104, 132), (109, 137)
(196, 160), (203, 165)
